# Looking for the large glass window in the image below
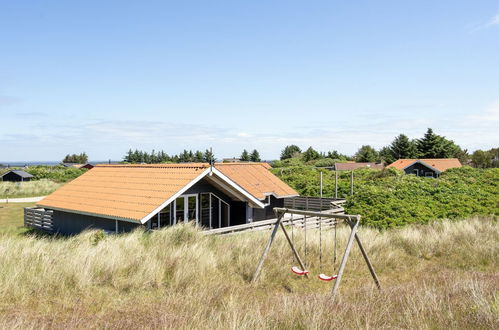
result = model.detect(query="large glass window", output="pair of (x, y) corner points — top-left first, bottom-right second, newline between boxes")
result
(175, 198), (185, 224)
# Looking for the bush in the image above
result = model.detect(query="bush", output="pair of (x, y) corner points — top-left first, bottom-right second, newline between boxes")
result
(272, 165), (499, 229)
(22, 166), (86, 182)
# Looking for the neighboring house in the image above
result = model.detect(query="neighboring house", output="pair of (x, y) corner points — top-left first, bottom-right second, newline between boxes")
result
(27, 163), (298, 235)
(62, 163), (94, 169)
(1, 170), (34, 182)
(222, 158), (242, 163)
(387, 158), (462, 178)
(334, 162), (384, 171)
(79, 163), (94, 169)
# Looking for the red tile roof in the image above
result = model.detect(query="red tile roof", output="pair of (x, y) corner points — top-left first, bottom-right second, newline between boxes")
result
(387, 159), (462, 172)
(37, 162), (297, 222)
(215, 163), (298, 200)
(335, 162), (384, 171)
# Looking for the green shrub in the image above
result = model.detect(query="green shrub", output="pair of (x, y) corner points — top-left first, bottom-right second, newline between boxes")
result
(20, 166), (85, 182)
(273, 165), (499, 229)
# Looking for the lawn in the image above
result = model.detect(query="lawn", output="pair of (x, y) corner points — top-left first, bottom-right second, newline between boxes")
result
(0, 202), (35, 235)
(0, 215), (497, 328)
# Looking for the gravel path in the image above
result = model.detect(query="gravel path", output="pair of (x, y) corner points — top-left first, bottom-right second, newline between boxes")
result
(0, 196), (46, 203)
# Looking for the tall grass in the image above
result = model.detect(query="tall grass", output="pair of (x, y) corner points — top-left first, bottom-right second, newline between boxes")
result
(0, 217), (497, 329)
(0, 179), (61, 198)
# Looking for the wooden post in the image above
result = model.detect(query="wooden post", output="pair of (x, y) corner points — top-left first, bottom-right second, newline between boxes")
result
(279, 222), (309, 278)
(331, 215), (359, 299)
(354, 231), (381, 290)
(320, 171), (323, 198)
(350, 171), (354, 196)
(252, 213), (285, 282)
(335, 171), (338, 199)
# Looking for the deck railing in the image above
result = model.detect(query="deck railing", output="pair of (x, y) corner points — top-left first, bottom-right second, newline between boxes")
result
(205, 203), (345, 235)
(24, 207), (54, 232)
(283, 196), (345, 211)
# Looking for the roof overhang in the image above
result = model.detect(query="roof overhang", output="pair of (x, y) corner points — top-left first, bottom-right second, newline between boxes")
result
(263, 192), (299, 199)
(36, 205), (142, 223)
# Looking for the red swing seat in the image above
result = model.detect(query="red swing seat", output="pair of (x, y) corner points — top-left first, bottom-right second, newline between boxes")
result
(318, 273), (338, 281)
(291, 266), (309, 276)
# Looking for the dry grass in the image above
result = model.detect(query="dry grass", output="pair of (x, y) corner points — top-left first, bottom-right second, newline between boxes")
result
(0, 217), (497, 329)
(0, 179), (61, 198)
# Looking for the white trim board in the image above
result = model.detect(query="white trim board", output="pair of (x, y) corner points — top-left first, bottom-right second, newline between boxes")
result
(140, 167), (265, 224)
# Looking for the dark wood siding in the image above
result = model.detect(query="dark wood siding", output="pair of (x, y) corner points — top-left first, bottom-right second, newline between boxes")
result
(404, 163), (438, 177)
(253, 196), (284, 221)
(51, 210), (141, 235)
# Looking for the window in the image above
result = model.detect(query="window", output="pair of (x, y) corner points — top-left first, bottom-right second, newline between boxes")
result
(263, 195), (271, 207)
(425, 172), (434, 178)
(412, 169), (419, 176)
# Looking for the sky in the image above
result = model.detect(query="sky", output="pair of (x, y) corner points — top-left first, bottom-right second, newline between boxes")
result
(1, 1), (498, 162)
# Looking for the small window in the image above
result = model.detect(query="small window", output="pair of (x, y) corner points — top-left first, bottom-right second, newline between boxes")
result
(412, 169), (419, 176)
(425, 172), (434, 178)
(264, 195), (271, 207)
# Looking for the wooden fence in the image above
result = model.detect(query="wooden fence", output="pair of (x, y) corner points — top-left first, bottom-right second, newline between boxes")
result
(24, 207), (54, 232)
(283, 196), (345, 211)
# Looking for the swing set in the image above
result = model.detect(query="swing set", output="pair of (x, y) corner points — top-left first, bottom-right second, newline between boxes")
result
(252, 208), (381, 300)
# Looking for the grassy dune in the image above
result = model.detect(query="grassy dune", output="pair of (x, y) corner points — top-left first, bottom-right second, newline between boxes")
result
(0, 217), (497, 329)
(0, 179), (61, 198)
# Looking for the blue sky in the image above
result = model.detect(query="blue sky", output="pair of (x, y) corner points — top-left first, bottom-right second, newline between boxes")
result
(1, 1), (498, 161)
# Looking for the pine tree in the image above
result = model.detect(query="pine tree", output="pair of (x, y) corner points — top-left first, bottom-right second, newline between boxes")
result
(355, 145), (379, 162)
(240, 149), (250, 161)
(194, 150), (204, 162)
(379, 146), (395, 164)
(250, 149), (261, 162)
(203, 149), (215, 164)
(417, 128), (461, 158)
(280, 145), (302, 160)
(302, 147), (320, 162)
(389, 134), (419, 160)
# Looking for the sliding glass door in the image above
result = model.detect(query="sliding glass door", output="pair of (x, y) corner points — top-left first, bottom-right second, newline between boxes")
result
(174, 194), (198, 224)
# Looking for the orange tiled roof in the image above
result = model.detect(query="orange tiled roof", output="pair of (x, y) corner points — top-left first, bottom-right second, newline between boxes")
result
(215, 163), (298, 200)
(38, 164), (210, 222)
(387, 158), (462, 172)
(37, 162), (297, 221)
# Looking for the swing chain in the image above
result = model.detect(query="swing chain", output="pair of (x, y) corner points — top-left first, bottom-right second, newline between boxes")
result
(319, 214), (322, 272)
(333, 219), (338, 268)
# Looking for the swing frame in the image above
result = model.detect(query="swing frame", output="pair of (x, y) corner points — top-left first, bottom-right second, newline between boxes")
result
(252, 208), (381, 300)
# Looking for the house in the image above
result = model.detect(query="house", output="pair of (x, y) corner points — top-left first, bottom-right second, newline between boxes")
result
(79, 163), (94, 169)
(222, 158), (242, 163)
(62, 163), (94, 169)
(334, 162), (384, 171)
(387, 158), (462, 178)
(26, 163), (298, 235)
(1, 170), (34, 182)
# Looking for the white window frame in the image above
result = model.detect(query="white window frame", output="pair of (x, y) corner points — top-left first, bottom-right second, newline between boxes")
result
(173, 194), (199, 225)
(263, 195), (271, 207)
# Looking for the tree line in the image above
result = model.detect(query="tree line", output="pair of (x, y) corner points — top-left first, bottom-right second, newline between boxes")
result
(79, 127), (496, 168)
(277, 128), (498, 168)
(62, 153), (88, 164)
(123, 149), (215, 164)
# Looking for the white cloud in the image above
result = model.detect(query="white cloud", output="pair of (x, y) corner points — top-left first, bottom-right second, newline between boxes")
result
(468, 101), (499, 122)
(490, 14), (499, 26)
